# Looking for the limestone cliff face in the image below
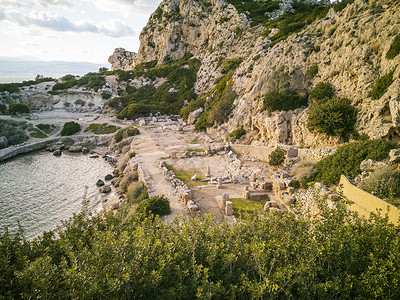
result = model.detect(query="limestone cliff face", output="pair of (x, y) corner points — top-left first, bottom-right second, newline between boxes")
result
(117, 0), (400, 148)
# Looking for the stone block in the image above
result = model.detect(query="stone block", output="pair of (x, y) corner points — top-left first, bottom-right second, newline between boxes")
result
(225, 201), (233, 216)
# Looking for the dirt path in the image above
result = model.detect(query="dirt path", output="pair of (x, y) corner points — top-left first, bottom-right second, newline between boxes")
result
(133, 127), (190, 220)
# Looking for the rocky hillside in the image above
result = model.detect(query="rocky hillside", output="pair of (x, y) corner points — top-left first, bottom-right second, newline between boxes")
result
(109, 0), (400, 148)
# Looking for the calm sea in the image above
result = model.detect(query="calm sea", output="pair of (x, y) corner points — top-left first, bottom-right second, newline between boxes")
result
(0, 151), (114, 239)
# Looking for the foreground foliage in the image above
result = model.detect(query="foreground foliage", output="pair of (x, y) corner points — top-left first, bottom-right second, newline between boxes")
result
(1, 195), (400, 299)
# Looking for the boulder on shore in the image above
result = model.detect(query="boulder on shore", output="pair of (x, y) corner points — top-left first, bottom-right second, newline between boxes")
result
(69, 145), (83, 153)
(105, 174), (114, 181)
(53, 149), (62, 156)
(96, 179), (105, 187)
(100, 185), (112, 194)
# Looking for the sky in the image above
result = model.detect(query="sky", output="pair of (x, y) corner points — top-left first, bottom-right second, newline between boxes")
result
(0, 0), (163, 64)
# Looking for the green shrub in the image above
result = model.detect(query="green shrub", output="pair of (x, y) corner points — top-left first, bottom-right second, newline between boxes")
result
(310, 82), (334, 101)
(0, 104), (7, 114)
(120, 171), (139, 193)
(306, 64), (319, 79)
(126, 182), (146, 203)
(228, 126), (246, 140)
(269, 147), (287, 166)
(74, 99), (85, 106)
(60, 121), (81, 136)
(386, 34), (400, 59)
(310, 139), (397, 185)
(0, 119), (29, 145)
(289, 180), (300, 189)
(307, 97), (357, 138)
(263, 90), (308, 112)
(101, 92), (112, 100)
(129, 152), (136, 159)
(361, 165), (400, 204)
(136, 195), (171, 217)
(221, 58), (243, 74)
(117, 103), (156, 120)
(114, 127), (140, 143)
(9, 103), (30, 115)
(369, 71), (394, 100)
(86, 123), (118, 134)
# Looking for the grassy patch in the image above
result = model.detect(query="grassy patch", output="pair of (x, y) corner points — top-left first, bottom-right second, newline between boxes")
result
(386, 34), (400, 59)
(187, 148), (205, 152)
(230, 198), (267, 220)
(369, 71), (394, 100)
(36, 124), (55, 134)
(172, 168), (204, 188)
(85, 123), (119, 134)
(27, 127), (47, 138)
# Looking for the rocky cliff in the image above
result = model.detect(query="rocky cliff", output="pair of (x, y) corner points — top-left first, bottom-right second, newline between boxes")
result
(111, 0), (400, 148)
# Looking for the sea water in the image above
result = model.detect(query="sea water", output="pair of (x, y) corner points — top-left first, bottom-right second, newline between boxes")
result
(0, 151), (114, 239)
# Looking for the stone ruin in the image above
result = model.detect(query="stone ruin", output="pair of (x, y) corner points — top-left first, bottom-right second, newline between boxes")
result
(159, 161), (200, 217)
(215, 193), (236, 223)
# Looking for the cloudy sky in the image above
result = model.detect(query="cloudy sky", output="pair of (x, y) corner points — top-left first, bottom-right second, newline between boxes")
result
(0, 0), (162, 64)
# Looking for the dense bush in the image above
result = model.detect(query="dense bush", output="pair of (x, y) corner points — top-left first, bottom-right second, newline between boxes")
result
(269, 147), (287, 166)
(9, 103), (29, 115)
(1, 193), (400, 299)
(101, 92), (112, 100)
(307, 97), (357, 138)
(120, 171), (139, 193)
(126, 182), (148, 203)
(114, 127), (140, 143)
(386, 34), (400, 59)
(228, 126), (246, 140)
(60, 121), (81, 136)
(309, 139), (397, 185)
(0, 119), (29, 145)
(369, 71), (394, 100)
(361, 165), (400, 204)
(263, 90), (308, 112)
(0, 104), (7, 114)
(135, 195), (171, 217)
(310, 82), (335, 101)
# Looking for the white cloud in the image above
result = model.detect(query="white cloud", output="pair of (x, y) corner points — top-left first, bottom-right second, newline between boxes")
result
(91, 0), (161, 16)
(3, 10), (135, 37)
(0, 0), (76, 8)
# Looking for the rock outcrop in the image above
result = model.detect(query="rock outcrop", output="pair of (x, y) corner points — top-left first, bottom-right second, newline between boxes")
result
(108, 48), (137, 71)
(113, 0), (400, 148)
